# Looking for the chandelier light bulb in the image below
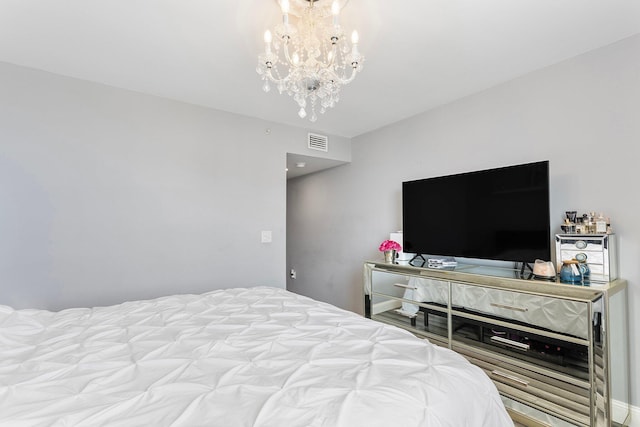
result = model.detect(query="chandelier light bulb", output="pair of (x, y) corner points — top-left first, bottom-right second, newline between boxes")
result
(351, 30), (359, 57)
(298, 107), (307, 118)
(331, 1), (340, 16)
(331, 1), (340, 26)
(280, 0), (290, 14)
(292, 52), (300, 65)
(351, 30), (359, 44)
(264, 30), (272, 54)
(280, 0), (290, 25)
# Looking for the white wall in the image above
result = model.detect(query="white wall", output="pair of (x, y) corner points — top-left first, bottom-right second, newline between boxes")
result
(287, 34), (640, 406)
(0, 61), (350, 310)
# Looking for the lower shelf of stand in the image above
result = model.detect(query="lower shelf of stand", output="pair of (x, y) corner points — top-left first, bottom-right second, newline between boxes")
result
(453, 342), (591, 426)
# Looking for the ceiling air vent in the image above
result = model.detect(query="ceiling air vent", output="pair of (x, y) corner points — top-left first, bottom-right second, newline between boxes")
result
(308, 133), (328, 152)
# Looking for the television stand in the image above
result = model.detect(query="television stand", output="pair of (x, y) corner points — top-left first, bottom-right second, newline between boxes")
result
(363, 260), (630, 426)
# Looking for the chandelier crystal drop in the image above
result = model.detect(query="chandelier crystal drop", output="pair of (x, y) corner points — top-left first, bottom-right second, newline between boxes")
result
(257, 0), (364, 122)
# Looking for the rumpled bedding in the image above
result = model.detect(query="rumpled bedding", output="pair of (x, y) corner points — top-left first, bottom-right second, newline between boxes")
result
(0, 287), (513, 426)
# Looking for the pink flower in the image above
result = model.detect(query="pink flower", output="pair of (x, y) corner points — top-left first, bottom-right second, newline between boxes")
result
(378, 239), (402, 252)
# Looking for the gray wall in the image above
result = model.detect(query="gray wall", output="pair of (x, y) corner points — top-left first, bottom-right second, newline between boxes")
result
(0, 61), (350, 310)
(287, 34), (640, 405)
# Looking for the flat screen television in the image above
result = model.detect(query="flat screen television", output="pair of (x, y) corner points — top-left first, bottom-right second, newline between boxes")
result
(402, 161), (551, 264)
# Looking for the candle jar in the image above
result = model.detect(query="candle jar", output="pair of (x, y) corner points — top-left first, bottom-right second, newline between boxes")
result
(559, 260), (583, 284)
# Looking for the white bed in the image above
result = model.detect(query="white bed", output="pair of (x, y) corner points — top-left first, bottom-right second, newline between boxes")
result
(0, 287), (513, 426)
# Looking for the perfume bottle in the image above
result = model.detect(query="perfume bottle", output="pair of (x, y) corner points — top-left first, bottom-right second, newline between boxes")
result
(582, 214), (590, 233)
(585, 212), (597, 234)
(595, 213), (607, 234)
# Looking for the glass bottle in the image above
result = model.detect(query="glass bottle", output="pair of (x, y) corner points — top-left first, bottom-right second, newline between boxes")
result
(582, 214), (591, 234)
(560, 260), (583, 284)
(595, 213), (607, 234)
(574, 253), (590, 279)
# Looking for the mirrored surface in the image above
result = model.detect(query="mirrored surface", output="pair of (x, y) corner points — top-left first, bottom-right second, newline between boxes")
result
(608, 287), (630, 425)
(370, 270), (449, 342)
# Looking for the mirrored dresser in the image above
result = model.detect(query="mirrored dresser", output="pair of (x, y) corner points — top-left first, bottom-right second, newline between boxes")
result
(363, 261), (630, 427)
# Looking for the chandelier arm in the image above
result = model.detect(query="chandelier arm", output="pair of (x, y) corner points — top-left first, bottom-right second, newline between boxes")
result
(326, 44), (337, 67)
(337, 65), (358, 85)
(263, 67), (287, 84)
(282, 40), (297, 67)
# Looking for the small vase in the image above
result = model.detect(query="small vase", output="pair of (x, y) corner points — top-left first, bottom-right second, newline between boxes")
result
(383, 250), (397, 264)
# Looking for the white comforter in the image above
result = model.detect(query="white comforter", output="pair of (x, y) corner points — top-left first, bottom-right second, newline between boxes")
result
(0, 287), (512, 427)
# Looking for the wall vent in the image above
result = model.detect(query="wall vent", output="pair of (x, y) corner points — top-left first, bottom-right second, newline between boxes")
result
(308, 133), (328, 152)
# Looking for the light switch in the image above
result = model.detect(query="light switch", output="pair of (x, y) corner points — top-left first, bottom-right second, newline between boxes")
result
(261, 230), (272, 243)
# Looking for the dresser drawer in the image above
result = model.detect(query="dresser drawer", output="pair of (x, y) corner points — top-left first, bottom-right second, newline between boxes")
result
(502, 396), (583, 427)
(558, 250), (605, 266)
(454, 343), (590, 426)
(370, 272), (449, 342)
(371, 272), (448, 303)
(558, 238), (609, 252)
(451, 282), (590, 339)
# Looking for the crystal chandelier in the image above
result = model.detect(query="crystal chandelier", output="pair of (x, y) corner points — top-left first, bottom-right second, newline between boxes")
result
(257, 0), (364, 122)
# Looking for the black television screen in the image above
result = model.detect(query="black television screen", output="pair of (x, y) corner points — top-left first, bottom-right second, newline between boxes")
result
(402, 161), (551, 264)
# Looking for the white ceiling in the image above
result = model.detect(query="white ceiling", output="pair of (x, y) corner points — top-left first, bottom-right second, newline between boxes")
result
(1, 0), (639, 138)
